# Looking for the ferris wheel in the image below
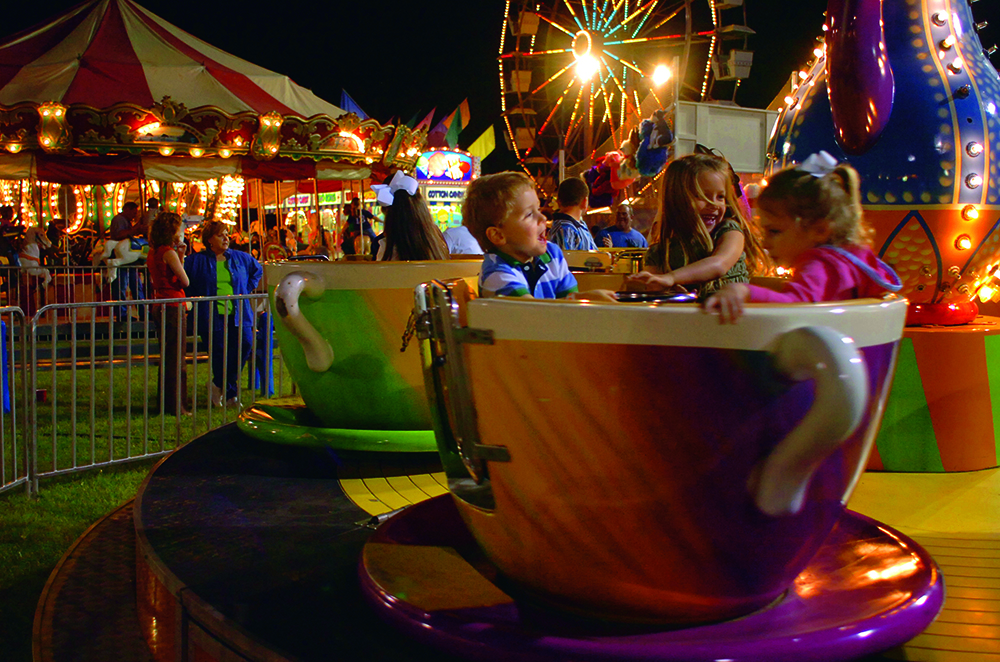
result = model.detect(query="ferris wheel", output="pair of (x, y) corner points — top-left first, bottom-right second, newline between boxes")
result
(499, 0), (751, 192)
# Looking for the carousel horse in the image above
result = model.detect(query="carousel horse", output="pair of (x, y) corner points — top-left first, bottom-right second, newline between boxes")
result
(91, 237), (146, 285)
(19, 225), (52, 287)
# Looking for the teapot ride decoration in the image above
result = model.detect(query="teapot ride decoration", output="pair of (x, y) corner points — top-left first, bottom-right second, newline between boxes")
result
(772, 0), (1000, 472)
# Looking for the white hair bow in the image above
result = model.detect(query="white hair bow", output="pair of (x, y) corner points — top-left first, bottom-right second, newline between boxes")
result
(800, 150), (839, 177)
(372, 170), (419, 206)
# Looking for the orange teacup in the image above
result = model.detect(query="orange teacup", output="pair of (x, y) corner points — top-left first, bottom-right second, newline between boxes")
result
(417, 284), (907, 623)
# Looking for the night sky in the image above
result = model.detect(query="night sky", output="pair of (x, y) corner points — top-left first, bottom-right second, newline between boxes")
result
(3, 0), (998, 172)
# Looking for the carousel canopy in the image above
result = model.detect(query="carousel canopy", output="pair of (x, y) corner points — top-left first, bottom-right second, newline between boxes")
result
(0, 0), (425, 183)
(0, 0), (343, 117)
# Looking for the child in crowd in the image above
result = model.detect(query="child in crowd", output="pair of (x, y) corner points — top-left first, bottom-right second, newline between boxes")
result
(463, 172), (615, 301)
(373, 171), (449, 261)
(704, 151), (901, 323)
(627, 153), (767, 297)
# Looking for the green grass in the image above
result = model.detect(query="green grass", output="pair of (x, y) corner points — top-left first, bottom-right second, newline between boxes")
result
(0, 336), (297, 661)
(0, 463), (153, 662)
(1, 347), (295, 485)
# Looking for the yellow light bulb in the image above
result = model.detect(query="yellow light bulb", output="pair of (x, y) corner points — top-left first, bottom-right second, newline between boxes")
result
(956, 234), (973, 250)
(651, 65), (671, 86)
(963, 205), (980, 221)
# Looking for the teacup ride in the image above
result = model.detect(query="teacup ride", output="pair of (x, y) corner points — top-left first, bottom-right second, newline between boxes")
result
(359, 283), (944, 661)
(237, 259), (481, 452)
(564, 247), (646, 293)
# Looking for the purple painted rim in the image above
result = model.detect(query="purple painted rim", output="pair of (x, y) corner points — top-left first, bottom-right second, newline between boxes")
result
(359, 495), (944, 662)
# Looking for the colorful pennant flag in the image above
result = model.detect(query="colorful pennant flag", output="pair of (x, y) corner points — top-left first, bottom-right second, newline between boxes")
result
(415, 108), (436, 132)
(468, 125), (496, 160)
(428, 99), (471, 148)
(339, 90), (369, 120)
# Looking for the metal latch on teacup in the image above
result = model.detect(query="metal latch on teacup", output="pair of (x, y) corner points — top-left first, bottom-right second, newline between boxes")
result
(415, 281), (510, 494)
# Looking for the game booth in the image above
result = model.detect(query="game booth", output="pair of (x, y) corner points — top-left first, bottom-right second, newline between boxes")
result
(415, 148), (480, 232)
(30, 1), (1000, 661)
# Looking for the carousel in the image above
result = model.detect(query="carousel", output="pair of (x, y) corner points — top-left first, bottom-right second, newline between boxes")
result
(0, 0), (425, 258)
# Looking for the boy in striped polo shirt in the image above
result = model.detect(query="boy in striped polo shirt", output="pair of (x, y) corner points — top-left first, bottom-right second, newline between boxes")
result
(463, 172), (615, 301)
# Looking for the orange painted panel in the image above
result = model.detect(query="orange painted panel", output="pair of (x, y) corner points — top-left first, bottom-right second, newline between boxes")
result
(911, 330), (997, 471)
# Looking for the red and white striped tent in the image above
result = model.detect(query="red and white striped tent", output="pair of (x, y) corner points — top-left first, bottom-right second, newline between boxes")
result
(0, 0), (423, 183)
(0, 0), (343, 118)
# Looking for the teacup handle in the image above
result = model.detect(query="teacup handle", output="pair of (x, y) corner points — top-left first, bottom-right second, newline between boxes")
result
(754, 325), (869, 517)
(274, 272), (334, 372)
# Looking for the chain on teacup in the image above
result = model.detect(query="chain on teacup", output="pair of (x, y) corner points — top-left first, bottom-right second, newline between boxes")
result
(400, 309), (426, 353)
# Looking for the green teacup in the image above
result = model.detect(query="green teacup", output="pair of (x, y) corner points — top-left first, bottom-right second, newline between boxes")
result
(268, 260), (481, 430)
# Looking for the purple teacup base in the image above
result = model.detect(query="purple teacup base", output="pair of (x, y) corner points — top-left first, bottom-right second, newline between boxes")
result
(360, 494), (944, 662)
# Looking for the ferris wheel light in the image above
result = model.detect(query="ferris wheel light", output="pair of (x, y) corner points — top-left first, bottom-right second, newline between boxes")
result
(652, 65), (671, 86)
(576, 55), (599, 81)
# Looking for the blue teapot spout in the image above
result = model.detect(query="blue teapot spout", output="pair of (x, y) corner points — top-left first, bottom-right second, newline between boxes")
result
(826, 0), (895, 155)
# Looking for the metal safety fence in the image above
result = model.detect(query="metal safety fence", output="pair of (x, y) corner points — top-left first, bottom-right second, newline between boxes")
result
(0, 291), (294, 497)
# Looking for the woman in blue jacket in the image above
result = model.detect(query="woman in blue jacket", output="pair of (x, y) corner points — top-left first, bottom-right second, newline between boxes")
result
(185, 220), (263, 406)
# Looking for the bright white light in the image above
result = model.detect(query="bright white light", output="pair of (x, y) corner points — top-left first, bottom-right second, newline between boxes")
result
(576, 55), (599, 81)
(652, 65), (671, 86)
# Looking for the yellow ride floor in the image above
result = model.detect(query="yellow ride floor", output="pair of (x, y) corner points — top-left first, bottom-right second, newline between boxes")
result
(849, 469), (1000, 660)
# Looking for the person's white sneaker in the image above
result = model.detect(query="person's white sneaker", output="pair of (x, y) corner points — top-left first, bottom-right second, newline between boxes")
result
(209, 381), (224, 406)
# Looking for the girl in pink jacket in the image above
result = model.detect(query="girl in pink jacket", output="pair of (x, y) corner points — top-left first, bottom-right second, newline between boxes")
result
(704, 151), (901, 323)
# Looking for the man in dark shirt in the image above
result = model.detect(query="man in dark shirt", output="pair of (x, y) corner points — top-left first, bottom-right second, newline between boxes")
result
(107, 202), (146, 320)
(340, 197), (378, 257)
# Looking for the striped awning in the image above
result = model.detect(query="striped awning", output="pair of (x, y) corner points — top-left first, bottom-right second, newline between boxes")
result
(0, 0), (344, 118)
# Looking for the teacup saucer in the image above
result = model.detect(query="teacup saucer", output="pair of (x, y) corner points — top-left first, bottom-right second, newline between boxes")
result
(236, 396), (438, 453)
(360, 494), (943, 662)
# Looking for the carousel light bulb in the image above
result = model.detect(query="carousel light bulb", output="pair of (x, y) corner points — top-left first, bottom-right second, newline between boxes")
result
(813, 47), (824, 58)
(189, 147), (204, 157)
(967, 141), (984, 157)
(6, 144), (21, 153)
(956, 234), (973, 250)
(234, 137), (244, 147)
(941, 35), (956, 50)
(948, 58), (963, 73)
(932, 11), (948, 26)
(798, 70), (809, 80)
(652, 65), (671, 86)
(967, 173), (983, 188)
(159, 146), (174, 156)
(963, 204), (980, 221)
(784, 95), (797, 107)
(219, 148), (232, 158)
(41, 137), (51, 146)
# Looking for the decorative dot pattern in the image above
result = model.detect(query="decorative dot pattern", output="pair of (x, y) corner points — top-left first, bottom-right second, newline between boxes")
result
(879, 213), (940, 301)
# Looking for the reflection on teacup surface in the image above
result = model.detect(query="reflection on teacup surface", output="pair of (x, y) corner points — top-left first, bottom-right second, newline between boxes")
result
(268, 261), (480, 430)
(423, 293), (907, 623)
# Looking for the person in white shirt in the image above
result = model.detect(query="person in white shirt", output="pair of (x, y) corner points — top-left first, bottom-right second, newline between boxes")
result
(443, 224), (483, 255)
